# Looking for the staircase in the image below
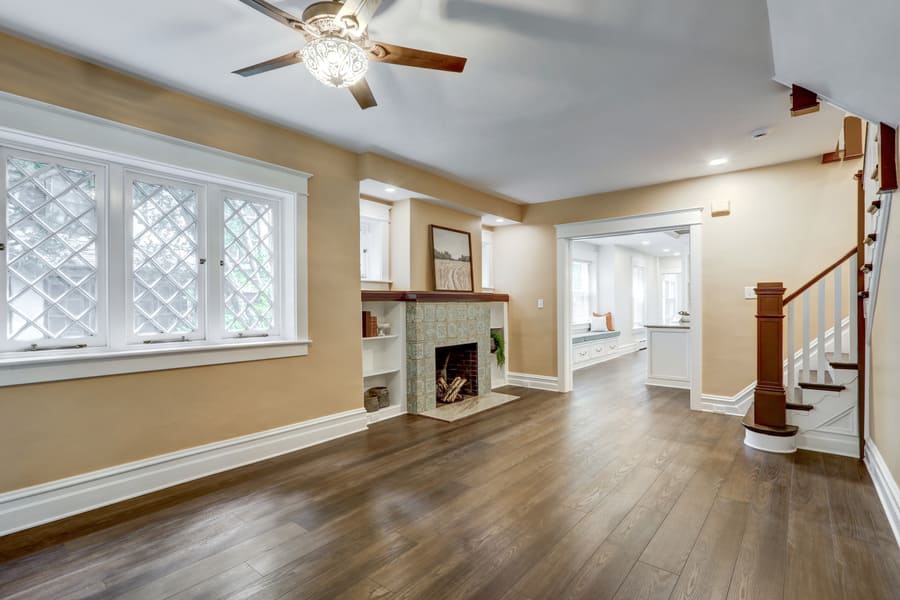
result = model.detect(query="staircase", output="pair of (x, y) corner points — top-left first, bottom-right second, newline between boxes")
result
(743, 119), (895, 458)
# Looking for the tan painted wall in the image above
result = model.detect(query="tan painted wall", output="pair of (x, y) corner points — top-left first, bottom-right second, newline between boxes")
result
(871, 204), (900, 489)
(408, 199), (483, 292)
(494, 158), (860, 394)
(0, 33), (509, 492)
(493, 225), (558, 376)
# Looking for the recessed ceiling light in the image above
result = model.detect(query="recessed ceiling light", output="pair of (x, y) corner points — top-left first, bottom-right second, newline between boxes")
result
(384, 187), (397, 193)
(496, 218), (505, 223)
(641, 241), (651, 246)
(708, 157), (728, 167)
(674, 252), (681, 256)
(662, 248), (671, 252)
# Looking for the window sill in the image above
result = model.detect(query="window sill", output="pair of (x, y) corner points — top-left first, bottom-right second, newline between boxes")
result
(0, 338), (311, 387)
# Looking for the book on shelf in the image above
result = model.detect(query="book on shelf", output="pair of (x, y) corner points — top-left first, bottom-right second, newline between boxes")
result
(362, 311), (378, 338)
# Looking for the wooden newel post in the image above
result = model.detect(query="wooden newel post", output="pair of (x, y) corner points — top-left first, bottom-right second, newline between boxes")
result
(754, 282), (787, 427)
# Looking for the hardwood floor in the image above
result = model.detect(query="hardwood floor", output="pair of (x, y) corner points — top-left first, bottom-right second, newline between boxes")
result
(1, 351), (898, 599)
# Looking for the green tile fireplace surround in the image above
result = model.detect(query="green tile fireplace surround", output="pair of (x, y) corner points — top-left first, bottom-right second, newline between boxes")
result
(405, 302), (492, 414)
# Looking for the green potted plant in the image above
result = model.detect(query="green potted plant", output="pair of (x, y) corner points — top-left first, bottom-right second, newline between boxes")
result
(490, 330), (505, 368)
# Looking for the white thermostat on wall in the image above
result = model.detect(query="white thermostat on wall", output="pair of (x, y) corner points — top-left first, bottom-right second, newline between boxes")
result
(744, 286), (757, 300)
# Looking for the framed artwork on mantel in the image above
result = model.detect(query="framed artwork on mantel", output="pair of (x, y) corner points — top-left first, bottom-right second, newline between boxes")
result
(430, 225), (474, 292)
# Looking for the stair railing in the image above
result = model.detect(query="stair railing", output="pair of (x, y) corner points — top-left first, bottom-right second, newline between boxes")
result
(753, 247), (857, 430)
(782, 247), (857, 404)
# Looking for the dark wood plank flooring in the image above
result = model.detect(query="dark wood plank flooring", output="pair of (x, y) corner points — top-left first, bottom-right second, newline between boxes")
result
(1, 351), (898, 599)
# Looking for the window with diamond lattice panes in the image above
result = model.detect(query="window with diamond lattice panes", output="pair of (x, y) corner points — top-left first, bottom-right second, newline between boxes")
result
(4, 153), (102, 347)
(130, 176), (201, 338)
(223, 195), (277, 333)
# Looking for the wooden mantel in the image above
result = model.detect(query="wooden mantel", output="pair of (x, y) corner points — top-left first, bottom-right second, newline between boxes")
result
(361, 291), (509, 303)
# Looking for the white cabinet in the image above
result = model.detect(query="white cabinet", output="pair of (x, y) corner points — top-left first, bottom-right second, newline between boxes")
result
(572, 331), (626, 370)
(645, 325), (690, 389)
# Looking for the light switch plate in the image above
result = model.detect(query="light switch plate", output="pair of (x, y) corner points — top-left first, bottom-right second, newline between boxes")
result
(537, 298), (544, 309)
(744, 286), (757, 300)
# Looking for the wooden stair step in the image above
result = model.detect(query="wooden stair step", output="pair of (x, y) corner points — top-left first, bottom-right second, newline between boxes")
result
(797, 370), (846, 391)
(786, 402), (814, 411)
(741, 406), (798, 437)
(825, 352), (858, 370)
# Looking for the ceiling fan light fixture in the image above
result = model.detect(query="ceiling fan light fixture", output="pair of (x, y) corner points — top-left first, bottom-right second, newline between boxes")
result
(301, 36), (368, 88)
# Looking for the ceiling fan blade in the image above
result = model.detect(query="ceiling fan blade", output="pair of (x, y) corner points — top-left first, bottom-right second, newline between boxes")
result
(232, 52), (301, 77)
(349, 78), (377, 109)
(368, 42), (467, 72)
(337, 0), (383, 31)
(235, 0), (304, 31)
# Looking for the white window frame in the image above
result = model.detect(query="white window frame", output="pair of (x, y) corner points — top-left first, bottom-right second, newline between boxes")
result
(124, 169), (207, 344)
(1, 146), (110, 353)
(359, 199), (390, 284)
(481, 229), (494, 290)
(571, 259), (593, 326)
(632, 260), (647, 330)
(217, 187), (283, 340)
(0, 108), (308, 387)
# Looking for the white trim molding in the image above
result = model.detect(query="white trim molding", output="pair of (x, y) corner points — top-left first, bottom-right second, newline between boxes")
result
(865, 439), (900, 548)
(0, 409), (367, 537)
(555, 208), (703, 412)
(700, 383), (755, 416)
(744, 428), (797, 454)
(508, 372), (560, 392)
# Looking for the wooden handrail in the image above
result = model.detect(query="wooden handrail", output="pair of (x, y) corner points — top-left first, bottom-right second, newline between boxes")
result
(783, 247), (857, 305)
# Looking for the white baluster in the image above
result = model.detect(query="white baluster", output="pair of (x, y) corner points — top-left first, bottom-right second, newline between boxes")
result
(802, 291), (811, 380)
(787, 302), (796, 403)
(818, 280), (827, 379)
(834, 263), (843, 358)
(850, 254), (859, 362)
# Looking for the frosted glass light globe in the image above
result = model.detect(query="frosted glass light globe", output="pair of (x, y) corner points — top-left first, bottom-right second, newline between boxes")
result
(301, 36), (368, 88)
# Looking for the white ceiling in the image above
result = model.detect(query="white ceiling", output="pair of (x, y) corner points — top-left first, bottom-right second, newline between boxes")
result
(767, 0), (900, 126)
(0, 0), (845, 203)
(579, 230), (689, 257)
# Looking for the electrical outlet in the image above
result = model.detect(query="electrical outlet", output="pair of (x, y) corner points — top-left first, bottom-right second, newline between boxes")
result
(537, 298), (544, 309)
(744, 286), (757, 300)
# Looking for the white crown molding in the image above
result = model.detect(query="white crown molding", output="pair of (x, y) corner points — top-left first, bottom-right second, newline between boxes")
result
(0, 408), (367, 537)
(865, 438), (900, 548)
(507, 372), (560, 392)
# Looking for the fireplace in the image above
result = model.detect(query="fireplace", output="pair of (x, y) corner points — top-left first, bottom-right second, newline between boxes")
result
(405, 301), (492, 413)
(435, 343), (478, 403)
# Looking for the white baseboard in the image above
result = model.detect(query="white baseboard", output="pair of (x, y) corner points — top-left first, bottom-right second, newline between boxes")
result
(647, 375), (690, 390)
(700, 382), (755, 416)
(0, 408), (368, 537)
(744, 428), (797, 454)
(797, 431), (859, 458)
(507, 372), (560, 392)
(366, 404), (405, 425)
(865, 439), (900, 548)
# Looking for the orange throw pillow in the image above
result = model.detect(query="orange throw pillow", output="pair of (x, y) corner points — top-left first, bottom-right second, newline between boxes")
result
(592, 312), (614, 331)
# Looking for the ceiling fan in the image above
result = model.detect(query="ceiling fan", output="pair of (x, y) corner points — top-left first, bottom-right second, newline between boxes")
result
(232, 0), (468, 109)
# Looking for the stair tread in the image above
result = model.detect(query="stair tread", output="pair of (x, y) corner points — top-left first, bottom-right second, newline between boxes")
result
(741, 406), (799, 437)
(786, 402), (814, 411)
(825, 352), (858, 369)
(797, 370), (846, 390)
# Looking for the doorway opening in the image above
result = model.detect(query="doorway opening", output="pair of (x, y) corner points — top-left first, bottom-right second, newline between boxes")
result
(555, 209), (703, 410)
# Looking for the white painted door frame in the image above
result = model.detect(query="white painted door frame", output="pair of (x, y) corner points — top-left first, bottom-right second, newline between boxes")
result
(556, 208), (704, 410)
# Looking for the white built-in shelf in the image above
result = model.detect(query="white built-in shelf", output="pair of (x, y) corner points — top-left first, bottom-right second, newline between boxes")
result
(362, 335), (399, 342)
(363, 366), (401, 378)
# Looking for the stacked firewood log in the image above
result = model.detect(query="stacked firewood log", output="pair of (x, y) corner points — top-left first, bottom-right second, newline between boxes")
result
(437, 374), (467, 404)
